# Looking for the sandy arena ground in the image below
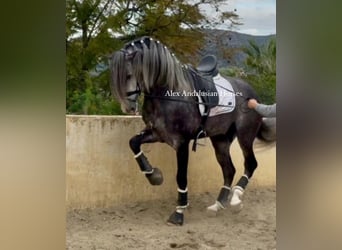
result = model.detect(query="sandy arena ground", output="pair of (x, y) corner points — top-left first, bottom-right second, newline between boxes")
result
(67, 186), (276, 250)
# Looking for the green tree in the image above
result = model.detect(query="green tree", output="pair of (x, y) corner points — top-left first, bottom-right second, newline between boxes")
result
(66, 0), (124, 114)
(243, 38), (276, 104)
(66, 0), (240, 114)
(125, 0), (240, 63)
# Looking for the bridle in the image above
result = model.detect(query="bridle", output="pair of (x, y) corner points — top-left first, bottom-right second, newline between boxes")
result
(125, 83), (141, 113)
(117, 46), (143, 113)
(126, 84), (141, 97)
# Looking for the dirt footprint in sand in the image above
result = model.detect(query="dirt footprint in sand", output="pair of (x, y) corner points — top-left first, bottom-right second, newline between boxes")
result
(169, 242), (200, 249)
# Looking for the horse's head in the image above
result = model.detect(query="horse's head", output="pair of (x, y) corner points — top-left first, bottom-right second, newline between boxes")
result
(110, 45), (142, 114)
(110, 36), (191, 114)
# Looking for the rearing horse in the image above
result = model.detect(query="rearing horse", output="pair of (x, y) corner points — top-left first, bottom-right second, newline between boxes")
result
(110, 36), (274, 225)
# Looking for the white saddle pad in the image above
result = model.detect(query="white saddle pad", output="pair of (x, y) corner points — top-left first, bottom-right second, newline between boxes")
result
(198, 73), (236, 117)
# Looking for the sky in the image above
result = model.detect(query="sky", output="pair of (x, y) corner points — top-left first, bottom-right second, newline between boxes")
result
(201, 0), (276, 36)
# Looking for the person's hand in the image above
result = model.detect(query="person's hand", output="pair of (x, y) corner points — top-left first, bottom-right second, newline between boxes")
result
(247, 99), (259, 109)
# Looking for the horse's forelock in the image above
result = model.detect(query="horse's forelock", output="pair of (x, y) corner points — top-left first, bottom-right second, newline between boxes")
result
(110, 51), (128, 104)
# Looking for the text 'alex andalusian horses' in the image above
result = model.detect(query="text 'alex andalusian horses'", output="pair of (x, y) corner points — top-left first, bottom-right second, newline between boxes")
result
(110, 36), (275, 225)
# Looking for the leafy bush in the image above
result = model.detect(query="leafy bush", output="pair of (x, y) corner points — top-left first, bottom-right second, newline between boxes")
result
(67, 87), (123, 115)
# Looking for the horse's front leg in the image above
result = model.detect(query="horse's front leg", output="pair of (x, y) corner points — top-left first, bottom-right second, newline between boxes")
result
(129, 129), (163, 185)
(167, 141), (189, 226)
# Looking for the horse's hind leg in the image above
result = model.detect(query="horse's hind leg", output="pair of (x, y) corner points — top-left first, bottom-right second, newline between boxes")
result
(207, 134), (236, 213)
(230, 127), (258, 211)
(129, 129), (163, 185)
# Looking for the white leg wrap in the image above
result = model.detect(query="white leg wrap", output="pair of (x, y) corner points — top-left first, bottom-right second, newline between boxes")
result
(177, 187), (188, 193)
(134, 151), (143, 158)
(230, 186), (244, 206)
(176, 208), (185, 214)
(141, 169), (154, 174)
(207, 200), (225, 212)
(176, 203), (189, 214)
(242, 174), (249, 180)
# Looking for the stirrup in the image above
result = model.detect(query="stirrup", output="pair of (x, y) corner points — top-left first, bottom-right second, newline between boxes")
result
(192, 129), (207, 151)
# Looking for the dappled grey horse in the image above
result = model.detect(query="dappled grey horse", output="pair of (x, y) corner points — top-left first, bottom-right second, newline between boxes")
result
(110, 36), (275, 225)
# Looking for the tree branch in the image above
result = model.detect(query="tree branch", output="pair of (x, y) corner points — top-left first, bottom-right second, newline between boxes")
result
(87, 0), (113, 45)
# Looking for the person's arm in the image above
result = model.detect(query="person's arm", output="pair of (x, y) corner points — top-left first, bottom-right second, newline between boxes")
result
(248, 99), (276, 117)
(254, 103), (276, 117)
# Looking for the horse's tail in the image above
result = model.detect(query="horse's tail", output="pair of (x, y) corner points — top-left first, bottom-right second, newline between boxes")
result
(256, 117), (276, 143)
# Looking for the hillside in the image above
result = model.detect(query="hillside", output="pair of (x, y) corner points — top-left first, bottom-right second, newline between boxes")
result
(200, 29), (275, 68)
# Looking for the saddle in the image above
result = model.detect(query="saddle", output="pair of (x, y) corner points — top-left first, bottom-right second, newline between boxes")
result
(194, 55), (219, 111)
(197, 55), (219, 76)
(191, 55), (220, 151)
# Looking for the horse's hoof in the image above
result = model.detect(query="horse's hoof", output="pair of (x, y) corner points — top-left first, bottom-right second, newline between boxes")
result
(146, 167), (163, 185)
(167, 211), (184, 226)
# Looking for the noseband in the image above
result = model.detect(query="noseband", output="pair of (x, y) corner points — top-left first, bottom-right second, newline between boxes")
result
(125, 83), (141, 114)
(126, 84), (141, 97)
